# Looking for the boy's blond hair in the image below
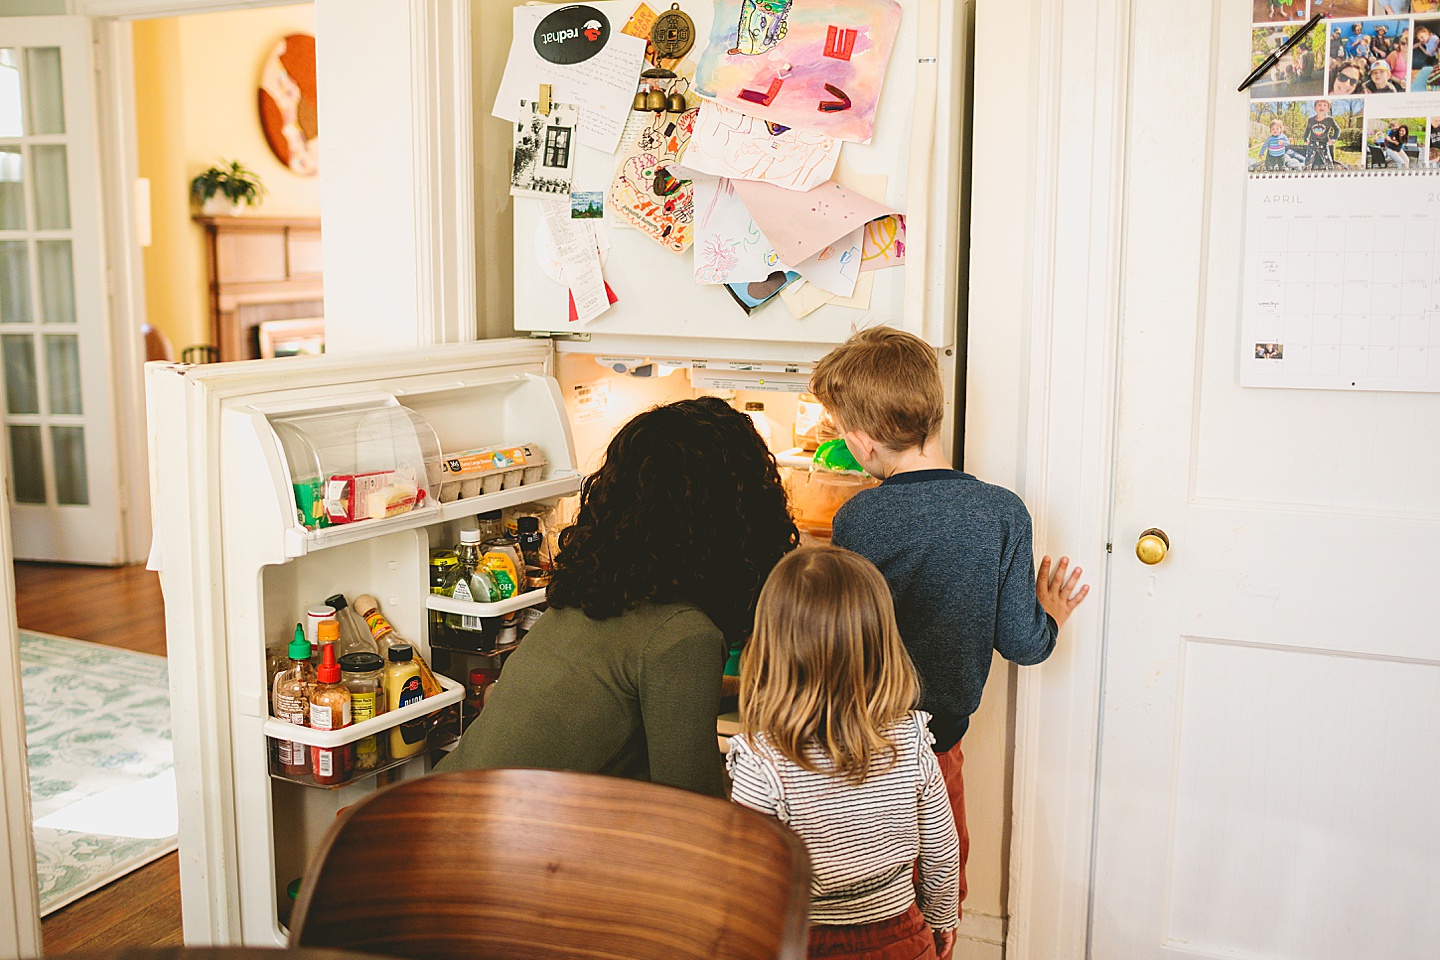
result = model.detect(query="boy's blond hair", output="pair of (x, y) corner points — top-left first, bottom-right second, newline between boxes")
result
(739, 546), (920, 783)
(809, 326), (944, 452)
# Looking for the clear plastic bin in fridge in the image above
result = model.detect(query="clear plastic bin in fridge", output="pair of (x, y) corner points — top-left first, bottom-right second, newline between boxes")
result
(268, 397), (443, 530)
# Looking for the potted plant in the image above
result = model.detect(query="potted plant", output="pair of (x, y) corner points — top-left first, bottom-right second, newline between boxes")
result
(190, 160), (266, 216)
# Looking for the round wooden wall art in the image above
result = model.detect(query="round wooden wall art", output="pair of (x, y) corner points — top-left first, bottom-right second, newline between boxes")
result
(258, 33), (318, 176)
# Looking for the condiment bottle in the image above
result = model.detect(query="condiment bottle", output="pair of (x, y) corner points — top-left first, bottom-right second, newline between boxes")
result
(429, 549), (460, 640)
(339, 652), (386, 772)
(309, 642), (352, 785)
(474, 510), (504, 542)
(463, 667), (499, 730)
(385, 643), (427, 760)
(324, 593), (379, 658)
(430, 549), (459, 593)
(480, 523), (526, 598)
(515, 516), (551, 590)
(304, 604), (336, 656)
(351, 594), (443, 697)
(272, 624), (315, 776)
(447, 529), (499, 603)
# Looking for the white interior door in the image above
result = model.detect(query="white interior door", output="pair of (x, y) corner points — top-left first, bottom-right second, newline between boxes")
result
(1089, 2), (1440, 958)
(0, 17), (123, 564)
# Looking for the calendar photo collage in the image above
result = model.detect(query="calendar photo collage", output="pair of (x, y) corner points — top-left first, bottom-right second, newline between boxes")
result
(1248, 1), (1440, 174)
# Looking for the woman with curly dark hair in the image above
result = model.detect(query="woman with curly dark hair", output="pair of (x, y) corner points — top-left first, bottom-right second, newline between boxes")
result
(438, 397), (798, 796)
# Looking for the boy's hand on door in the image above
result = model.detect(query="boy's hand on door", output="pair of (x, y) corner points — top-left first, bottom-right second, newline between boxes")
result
(1037, 555), (1089, 628)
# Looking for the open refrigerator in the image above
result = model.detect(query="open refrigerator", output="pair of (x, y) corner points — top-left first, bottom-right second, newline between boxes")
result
(147, 0), (966, 944)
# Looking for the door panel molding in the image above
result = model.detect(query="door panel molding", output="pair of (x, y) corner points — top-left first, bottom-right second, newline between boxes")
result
(999, 0), (1133, 957)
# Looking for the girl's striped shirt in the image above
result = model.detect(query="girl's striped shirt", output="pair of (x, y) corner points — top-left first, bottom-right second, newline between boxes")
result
(726, 710), (960, 930)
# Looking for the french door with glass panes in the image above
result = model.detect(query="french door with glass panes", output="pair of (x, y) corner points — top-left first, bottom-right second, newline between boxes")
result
(0, 18), (122, 564)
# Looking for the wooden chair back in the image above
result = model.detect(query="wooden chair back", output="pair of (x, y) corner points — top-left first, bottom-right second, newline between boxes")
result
(141, 323), (174, 362)
(288, 769), (811, 960)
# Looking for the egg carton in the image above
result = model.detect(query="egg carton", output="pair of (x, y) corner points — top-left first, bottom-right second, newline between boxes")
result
(425, 443), (545, 503)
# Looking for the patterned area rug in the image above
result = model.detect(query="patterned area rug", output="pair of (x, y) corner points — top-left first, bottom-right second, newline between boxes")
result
(20, 630), (178, 916)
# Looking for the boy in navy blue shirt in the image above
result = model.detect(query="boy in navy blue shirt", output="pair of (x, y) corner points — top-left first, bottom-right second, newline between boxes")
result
(811, 326), (1089, 918)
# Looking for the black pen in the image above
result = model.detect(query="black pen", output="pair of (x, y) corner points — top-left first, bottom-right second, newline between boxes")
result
(1238, 12), (1326, 93)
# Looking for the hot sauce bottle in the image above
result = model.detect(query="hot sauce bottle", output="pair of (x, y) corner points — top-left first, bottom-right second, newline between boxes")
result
(308, 638), (352, 785)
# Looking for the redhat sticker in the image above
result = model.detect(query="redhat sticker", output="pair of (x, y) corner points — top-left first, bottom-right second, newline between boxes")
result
(534, 5), (611, 65)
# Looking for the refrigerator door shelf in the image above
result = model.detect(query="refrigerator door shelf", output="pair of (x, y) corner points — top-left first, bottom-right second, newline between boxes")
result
(426, 586), (548, 620)
(269, 735), (459, 791)
(284, 472), (582, 557)
(434, 473), (580, 523)
(263, 673), (464, 750)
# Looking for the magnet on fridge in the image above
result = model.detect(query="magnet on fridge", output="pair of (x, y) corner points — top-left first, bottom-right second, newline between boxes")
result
(537, 83), (553, 116)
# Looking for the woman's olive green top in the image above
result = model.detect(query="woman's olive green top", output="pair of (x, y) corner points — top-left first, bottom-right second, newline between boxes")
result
(436, 602), (728, 797)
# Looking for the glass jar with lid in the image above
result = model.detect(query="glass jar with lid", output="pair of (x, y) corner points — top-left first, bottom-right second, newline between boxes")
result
(338, 652), (386, 771)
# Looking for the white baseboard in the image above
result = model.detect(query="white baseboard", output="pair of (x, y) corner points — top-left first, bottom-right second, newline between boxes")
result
(954, 911), (1006, 960)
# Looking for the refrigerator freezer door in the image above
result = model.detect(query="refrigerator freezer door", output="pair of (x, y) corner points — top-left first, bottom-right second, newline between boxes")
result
(511, 0), (963, 350)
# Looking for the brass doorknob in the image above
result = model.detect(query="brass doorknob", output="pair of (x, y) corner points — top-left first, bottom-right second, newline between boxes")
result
(1136, 528), (1169, 565)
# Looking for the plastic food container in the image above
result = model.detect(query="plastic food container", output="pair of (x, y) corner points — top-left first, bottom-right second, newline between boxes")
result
(268, 398), (441, 530)
(783, 466), (880, 539)
(425, 443), (546, 503)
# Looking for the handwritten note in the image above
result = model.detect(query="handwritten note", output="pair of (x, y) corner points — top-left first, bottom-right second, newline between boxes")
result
(493, 3), (648, 154)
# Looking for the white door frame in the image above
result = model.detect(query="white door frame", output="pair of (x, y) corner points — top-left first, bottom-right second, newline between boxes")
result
(87, 0), (479, 565)
(0, 0), (477, 946)
(971, 0), (1134, 957)
(0, 489), (40, 960)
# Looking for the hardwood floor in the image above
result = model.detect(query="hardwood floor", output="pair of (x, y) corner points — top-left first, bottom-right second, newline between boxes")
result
(16, 562), (186, 953)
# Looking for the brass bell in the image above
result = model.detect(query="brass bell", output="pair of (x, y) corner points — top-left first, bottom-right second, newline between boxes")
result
(645, 89), (667, 112)
(666, 92), (687, 113)
(632, 89), (650, 111)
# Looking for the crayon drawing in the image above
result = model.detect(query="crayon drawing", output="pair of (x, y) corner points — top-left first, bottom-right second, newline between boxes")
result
(860, 214), (905, 271)
(683, 101), (841, 190)
(692, 177), (785, 284)
(791, 225), (862, 297)
(608, 107), (701, 252)
(694, 0), (902, 142)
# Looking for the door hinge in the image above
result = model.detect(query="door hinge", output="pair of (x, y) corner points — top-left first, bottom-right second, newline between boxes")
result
(1105, 542), (1113, 553)
(530, 331), (592, 342)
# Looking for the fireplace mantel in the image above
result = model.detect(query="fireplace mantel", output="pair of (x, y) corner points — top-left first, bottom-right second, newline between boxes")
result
(194, 215), (323, 361)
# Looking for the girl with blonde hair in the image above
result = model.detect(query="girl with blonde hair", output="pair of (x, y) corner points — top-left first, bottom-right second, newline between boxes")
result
(729, 546), (960, 960)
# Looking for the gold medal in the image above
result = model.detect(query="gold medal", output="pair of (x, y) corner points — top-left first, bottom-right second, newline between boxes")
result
(651, 4), (695, 62)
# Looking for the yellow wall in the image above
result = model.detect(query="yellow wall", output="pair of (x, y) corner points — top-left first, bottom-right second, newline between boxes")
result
(134, 5), (319, 353)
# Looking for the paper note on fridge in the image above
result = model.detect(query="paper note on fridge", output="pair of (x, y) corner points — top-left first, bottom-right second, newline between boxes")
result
(733, 177), (895, 266)
(692, 177), (786, 285)
(493, 3), (648, 154)
(540, 197), (611, 324)
(790, 225), (862, 297)
(694, 0), (903, 143)
(683, 101), (841, 191)
(861, 214), (905, 271)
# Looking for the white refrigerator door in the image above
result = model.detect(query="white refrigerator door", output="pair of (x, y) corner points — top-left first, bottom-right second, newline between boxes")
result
(512, 0), (962, 351)
(147, 340), (579, 945)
